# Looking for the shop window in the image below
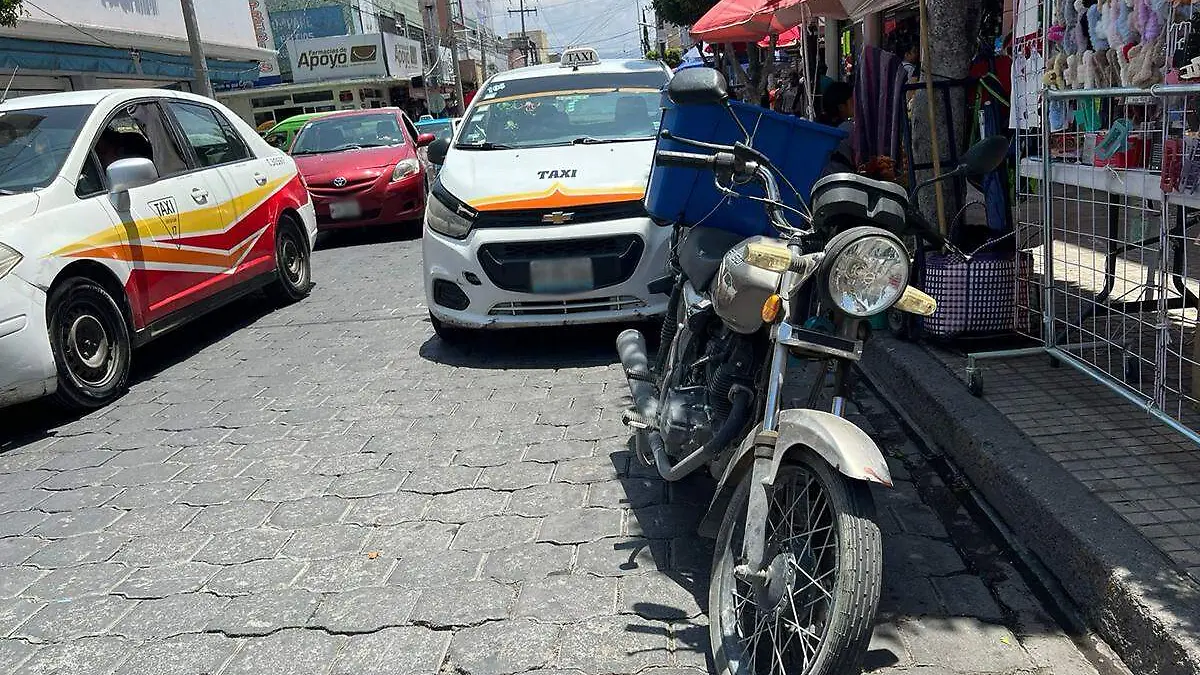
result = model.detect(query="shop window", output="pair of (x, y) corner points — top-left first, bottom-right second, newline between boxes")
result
(251, 96), (290, 108)
(165, 101), (250, 168)
(293, 90), (335, 104)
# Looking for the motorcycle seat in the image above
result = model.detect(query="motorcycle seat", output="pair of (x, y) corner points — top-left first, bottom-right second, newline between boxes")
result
(677, 226), (747, 291)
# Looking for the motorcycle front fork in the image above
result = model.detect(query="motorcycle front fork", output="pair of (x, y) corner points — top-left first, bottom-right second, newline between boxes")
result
(738, 318), (859, 596)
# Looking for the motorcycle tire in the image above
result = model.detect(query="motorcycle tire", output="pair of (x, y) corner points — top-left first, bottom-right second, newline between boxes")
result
(709, 451), (882, 675)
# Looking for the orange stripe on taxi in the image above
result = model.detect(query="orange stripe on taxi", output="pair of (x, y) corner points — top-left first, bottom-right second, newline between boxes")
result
(469, 182), (645, 212)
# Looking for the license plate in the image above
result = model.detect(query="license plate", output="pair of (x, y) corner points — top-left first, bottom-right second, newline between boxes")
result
(529, 258), (593, 293)
(330, 200), (361, 220)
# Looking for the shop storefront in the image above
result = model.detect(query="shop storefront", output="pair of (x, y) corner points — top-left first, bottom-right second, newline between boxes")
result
(218, 31), (426, 126)
(0, 0), (271, 97)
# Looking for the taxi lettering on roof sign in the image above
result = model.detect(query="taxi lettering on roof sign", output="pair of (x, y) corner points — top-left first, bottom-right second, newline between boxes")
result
(561, 47), (600, 68)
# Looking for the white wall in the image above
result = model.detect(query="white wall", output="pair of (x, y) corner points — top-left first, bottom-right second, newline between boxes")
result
(19, 0), (261, 52)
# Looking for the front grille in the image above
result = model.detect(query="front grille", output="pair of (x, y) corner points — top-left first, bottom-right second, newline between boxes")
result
(489, 296), (646, 316)
(477, 235), (644, 293)
(473, 201), (648, 229)
(309, 176), (379, 198)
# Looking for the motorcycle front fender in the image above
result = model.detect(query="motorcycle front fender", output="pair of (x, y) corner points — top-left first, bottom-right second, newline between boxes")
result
(697, 409), (892, 539)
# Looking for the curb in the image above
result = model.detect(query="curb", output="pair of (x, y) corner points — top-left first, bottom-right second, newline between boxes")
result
(859, 336), (1200, 675)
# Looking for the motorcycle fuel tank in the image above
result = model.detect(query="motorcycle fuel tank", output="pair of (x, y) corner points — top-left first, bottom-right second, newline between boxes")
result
(711, 236), (785, 335)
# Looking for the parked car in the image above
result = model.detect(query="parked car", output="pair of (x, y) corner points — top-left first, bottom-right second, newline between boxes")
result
(415, 117), (458, 187)
(290, 108), (435, 232)
(0, 89), (317, 409)
(262, 111), (335, 150)
(421, 47), (672, 341)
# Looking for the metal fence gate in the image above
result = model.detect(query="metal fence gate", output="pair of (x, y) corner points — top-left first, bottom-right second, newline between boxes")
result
(967, 1), (1200, 445)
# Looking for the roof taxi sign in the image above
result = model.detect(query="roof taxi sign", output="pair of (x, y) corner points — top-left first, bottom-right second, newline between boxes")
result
(560, 47), (600, 69)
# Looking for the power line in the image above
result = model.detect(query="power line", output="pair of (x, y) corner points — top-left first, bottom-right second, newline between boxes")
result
(22, 0), (122, 49)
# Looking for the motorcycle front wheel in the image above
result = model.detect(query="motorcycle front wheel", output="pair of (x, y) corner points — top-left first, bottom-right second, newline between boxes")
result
(710, 451), (882, 675)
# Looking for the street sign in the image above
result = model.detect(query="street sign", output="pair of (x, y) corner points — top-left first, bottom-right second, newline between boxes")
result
(428, 91), (446, 114)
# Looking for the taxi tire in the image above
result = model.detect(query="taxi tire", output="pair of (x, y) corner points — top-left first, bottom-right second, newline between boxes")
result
(266, 218), (313, 305)
(47, 277), (132, 410)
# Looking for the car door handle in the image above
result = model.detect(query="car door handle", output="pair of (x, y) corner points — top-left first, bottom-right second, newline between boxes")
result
(191, 188), (209, 204)
(253, 172), (268, 186)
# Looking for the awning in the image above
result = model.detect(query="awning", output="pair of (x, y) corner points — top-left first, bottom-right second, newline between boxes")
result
(691, 0), (867, 42)
(0, 37), (259, 85)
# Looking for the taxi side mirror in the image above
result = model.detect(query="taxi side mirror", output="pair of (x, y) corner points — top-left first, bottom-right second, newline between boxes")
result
(108, 158), (158, 194)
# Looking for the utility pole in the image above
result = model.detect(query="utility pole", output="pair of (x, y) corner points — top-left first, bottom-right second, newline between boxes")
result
(180, 0), (213, 98)
(508, 0), (536, 66)
(447, 0), (465, 114)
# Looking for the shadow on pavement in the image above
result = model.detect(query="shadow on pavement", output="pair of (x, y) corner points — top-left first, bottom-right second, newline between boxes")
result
(608, 441), (717, 670)
(2, 291), (277, 451)
(314, 226), (422, 251)
(418, 319), (659, 370)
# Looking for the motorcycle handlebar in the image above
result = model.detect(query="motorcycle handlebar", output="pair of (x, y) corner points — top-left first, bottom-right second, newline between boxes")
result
(654, 150), (717, 170)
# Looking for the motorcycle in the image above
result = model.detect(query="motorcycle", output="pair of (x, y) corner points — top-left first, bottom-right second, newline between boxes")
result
(615, 68), (1009, 675)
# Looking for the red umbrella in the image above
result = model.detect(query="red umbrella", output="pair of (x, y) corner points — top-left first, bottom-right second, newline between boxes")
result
(691, 0), (850, 42)
(758, 24), (803, 48)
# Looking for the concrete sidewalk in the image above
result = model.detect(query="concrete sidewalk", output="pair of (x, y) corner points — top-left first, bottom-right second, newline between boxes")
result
(860, 336), (1200, 675)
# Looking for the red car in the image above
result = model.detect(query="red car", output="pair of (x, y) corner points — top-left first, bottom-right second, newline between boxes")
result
(290, 108), (434, 230)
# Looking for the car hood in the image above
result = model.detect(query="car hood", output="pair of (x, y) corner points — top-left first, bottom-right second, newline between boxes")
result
(293, 146), (410, 180)
(0, 192), (41, 238)
(438, 141), (654, 212)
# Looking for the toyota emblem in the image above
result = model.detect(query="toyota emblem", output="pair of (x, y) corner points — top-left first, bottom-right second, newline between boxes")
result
(332, 177), (348, 187)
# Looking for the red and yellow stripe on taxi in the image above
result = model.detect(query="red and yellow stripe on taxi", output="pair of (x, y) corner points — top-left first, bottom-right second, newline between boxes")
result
(52, 175), (296, 273)
(468, 182), (644, 212)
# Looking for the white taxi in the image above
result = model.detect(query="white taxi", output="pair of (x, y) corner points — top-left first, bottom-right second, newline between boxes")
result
(0, 89), (317, 409)
(422, 48), (672, 340)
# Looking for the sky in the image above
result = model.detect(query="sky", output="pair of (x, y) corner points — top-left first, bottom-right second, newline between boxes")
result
(473, 0), (648, 58)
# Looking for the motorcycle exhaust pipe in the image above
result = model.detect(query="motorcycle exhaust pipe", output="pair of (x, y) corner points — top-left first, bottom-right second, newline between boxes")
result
(617, 329), (659, 425)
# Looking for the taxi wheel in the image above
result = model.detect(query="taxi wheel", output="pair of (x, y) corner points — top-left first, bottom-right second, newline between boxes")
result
(48, 277), (131, 410)
(267, 219), (313, 305)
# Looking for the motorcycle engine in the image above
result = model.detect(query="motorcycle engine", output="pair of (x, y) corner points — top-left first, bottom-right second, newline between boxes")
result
(658, 314), (759, 458)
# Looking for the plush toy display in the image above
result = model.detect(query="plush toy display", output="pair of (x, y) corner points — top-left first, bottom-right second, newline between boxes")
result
(1045, 0), (1169, 88)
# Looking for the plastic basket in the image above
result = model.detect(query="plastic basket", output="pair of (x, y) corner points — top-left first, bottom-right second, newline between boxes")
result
(645, 97), (847, 237)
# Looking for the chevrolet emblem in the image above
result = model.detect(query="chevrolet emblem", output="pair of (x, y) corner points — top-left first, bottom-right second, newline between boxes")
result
(542, 211), (575, 224)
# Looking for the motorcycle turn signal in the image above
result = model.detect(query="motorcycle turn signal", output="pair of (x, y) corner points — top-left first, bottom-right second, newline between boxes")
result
(895, 286), (938, 316)
(761, 294), (783, 323)
(744, 242), (794, 273)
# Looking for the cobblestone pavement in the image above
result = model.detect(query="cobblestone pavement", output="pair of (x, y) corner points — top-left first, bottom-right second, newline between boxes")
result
(0, 231), (1127, 675)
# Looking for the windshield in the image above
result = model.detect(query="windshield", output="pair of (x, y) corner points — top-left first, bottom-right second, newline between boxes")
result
(0, 105), (92, 193)
(420, 120), (454, 141)
(457, 71), (666, 150)
(291, 113), (406, 155)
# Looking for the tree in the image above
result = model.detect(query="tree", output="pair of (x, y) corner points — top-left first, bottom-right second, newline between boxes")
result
(645, 48), (683, 68)
(649, 0), (715, 30)
(0, 0), (22, 27)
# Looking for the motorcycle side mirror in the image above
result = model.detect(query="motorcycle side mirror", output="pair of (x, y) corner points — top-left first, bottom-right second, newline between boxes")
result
(427, 138), (451, 165)
(667, 67), (730, 106)
(960, 135), (1009, 177)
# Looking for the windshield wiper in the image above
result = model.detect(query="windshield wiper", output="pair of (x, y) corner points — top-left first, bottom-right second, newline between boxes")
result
(0, 189), (17, 196)
(571, 136), (648, 145)
(455, 142), (512, 150)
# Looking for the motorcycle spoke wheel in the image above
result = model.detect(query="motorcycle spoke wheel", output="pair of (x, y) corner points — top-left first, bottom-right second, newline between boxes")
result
(711, 455), (882, 675)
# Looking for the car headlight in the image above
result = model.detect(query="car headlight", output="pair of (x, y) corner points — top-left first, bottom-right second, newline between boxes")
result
(0, 243), (22, 280)
(427, 185), (474, 239)
(822, 228), (909, 317)
(392, 158), (421, 182)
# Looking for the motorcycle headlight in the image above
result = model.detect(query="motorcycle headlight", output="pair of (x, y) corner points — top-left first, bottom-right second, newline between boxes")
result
(822, 228), (909, 317)
(426, 185), (474, 239)
(392, 158), (421, 182)
(0, 243), (22, 280)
